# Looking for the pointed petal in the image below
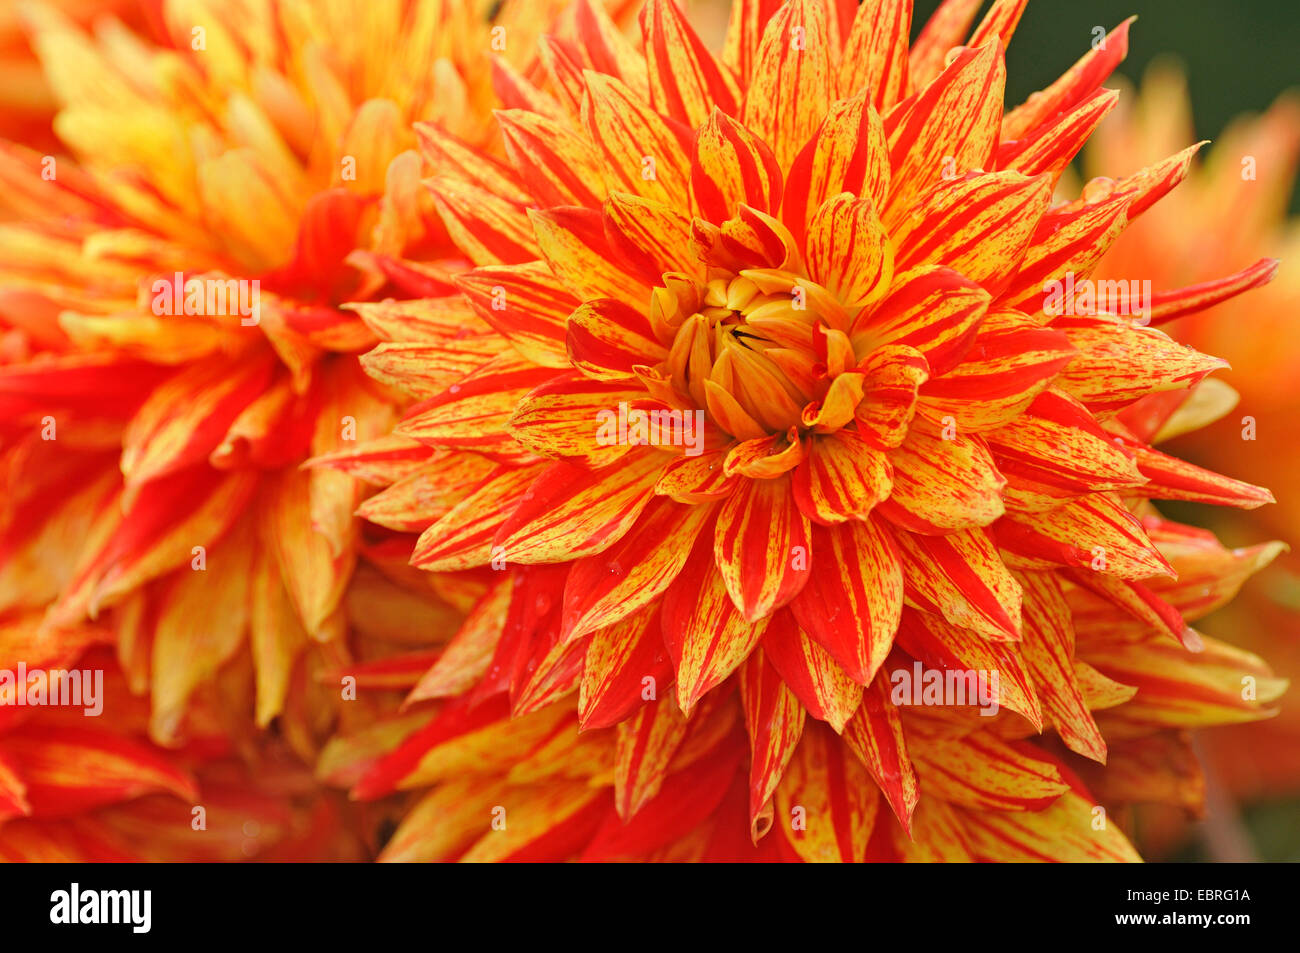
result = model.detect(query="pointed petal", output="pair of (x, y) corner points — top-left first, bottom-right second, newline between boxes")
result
(742, 0), (834, 171)
(805, 192), (894, 309)
(530, 205), (653, 310)
(776, 721), (879, 860)
(582, 71), (691, 208)
(762, 609), (864, 731)
(913, 733), (1068, 811)
(741, 649), (807, 834)
(714, 473), (812, 621)
(662, 535), (770, 711)
(789, 517), (903, 683)
(853, 265), (989, 377)
(496, 108), (607, 208)
(561, 495), (715, 640)
(891, 170), (1052, 296)
(783, 89), (890, 244)
(494, 451), (665, 564)
(885, 42), (1005, 226)
(842, 673), (919, 832)
(1018, 570), (1114, 762)
(579, 602), (674, 730)
(918, 308), (1076, 432)
(837, 0), (910, 110)
(894, 526), (1022, 640)
(791, 429), (892, 524)
(877, 425), (1006, 533)
(455, 261), (578, 370)
(640, 0), (740, 128)
(996, 492), (1175, 580)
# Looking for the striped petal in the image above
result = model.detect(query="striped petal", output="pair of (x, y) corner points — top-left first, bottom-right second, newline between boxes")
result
(891, 170), (1052, 296)
(582, 71), (691, 208)
(691, 108), (784, 222)
(884, 42), (1005, 226)
(740, 649), (807, 836)
(455, 261), (578, 370)
(579, 603), (674, 730)
(411, 464), (547, 571)
(496, 108), (607, 208)
(961, 789), (1141, 862)
(776, 721), (879, 861)
(713, 473), (812, 621)
(1054, 315), (1228, 414)
(912, 733), (1069, 811)
(0, 726), (196, 817)
(493, 451), (664, 565)
(783, 88), (890, 245)
(894, 526), (1022, 640)
(997, 88), (1119, 185)
(603, 191), (699, 285)
(986, 390), (1144, 510)
(530, 206), (653, 310)
(561, 495), (715, 640)
(896, 609), (1042, 729)
(395, 354), (554, 453)
(854, 344), (930, 450)
(998, 194), (1132, 316)
(791, 429), (892, 524)
(568, 297), (668, 381)
(1002, 18), (1134, 140)
(742, 0), (834, 171)
(1018, 571), (1111, 762)
(877, 424), (1006, 533)
(907, 0), (983, 91)
(918, 308), (1076, 432)
(853, 266), (989, 377)
(428, 177), (538, 266)
(995, 492), (1174, 580)
(842, 673), (919, 832)
(640, 0), (740, 128)
(762, 609), (864, 731)
(662, 534), (770, 712)
(805, 192), (894, 310)
(788, 517), (903, 684)
(837, 0), (910, 110)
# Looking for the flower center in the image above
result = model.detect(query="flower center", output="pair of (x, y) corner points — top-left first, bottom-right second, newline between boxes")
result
(655, 273), (845, 439)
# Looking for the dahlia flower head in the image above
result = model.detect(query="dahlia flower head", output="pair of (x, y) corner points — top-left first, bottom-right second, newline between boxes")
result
(0, 0), (590, 859)
(321, 0), (1290, 862)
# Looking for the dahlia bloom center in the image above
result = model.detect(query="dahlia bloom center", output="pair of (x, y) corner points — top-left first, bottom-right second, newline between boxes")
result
(648, 220), (920, 464)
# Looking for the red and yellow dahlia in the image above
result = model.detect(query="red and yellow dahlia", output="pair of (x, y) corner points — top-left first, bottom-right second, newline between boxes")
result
(0, 0), (611, 854)
(332, 0), (1287, 860)
(1083, 62), (1300, 851)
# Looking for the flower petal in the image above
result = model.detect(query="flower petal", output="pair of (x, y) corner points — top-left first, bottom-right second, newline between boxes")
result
(788, 517), (903, 684)
(713, 473), (812, 621)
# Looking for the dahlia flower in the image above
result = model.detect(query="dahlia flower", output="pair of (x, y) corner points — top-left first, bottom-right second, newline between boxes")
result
(0, 0), (599, 853)
(1083, 63), (1300, 842)
(0, 0), (582, 743)
(335, 0), (1287, 860)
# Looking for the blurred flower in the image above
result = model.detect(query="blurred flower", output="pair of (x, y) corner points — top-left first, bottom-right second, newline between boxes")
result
(1085, 61), (1300, 850)
(338, 0), (1286, 860)
(0, 0), (593, 854)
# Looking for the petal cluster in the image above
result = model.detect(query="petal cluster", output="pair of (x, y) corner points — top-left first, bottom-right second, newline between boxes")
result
(339, 0), (1288, 860)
